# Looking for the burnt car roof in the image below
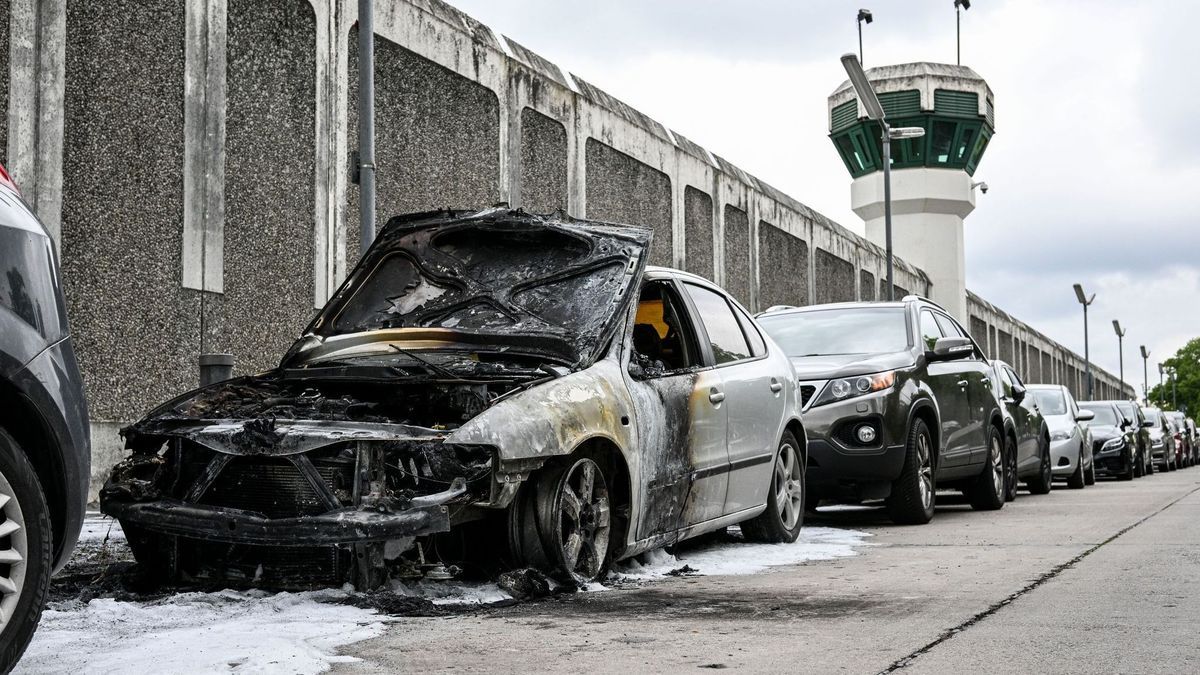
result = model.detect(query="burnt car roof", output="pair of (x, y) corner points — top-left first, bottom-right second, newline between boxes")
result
(288, 208), (652, 370)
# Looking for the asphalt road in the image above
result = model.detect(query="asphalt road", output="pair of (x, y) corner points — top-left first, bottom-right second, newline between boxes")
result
(339, 468), (1200, 674)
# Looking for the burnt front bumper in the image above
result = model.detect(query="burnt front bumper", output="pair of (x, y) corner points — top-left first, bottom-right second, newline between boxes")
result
(102, 478), (464, 546)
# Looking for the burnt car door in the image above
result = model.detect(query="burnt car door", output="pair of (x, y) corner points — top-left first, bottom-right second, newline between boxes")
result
(680, 282), (783, 517)
(626, 279), (728, 540)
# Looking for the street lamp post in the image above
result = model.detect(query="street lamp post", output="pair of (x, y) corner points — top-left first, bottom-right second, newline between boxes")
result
(1168, 366), (1178, 410)
(1112, 320), (1126, 393)
(954, 0), (971, 66)
(857, 9), (872, 65)
(841, 53), (925, 301)
(1158, 363), (1165, 405)
(1073, 283), (1095, 399)
(1140, 345), (1150, 403)
(357, 0), (377, 256)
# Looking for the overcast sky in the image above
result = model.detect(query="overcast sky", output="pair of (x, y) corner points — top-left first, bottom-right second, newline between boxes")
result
(450, 0), (1199, 392)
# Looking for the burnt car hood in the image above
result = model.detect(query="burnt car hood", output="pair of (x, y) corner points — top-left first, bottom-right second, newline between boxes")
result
(284, 208), (651, 371)
(788, 351), (914, 380)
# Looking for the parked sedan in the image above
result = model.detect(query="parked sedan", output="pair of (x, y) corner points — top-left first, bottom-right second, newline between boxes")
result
(757, 297), (1007, 525)
(985, 360), (1051, 500)
(0, 166), (91, 670)
(101, 208), (806, 587)
(1079, 401), (1137, 481)
(1141, 406), (1176, 472)
(1165, 412), (1193, 468)
(1113, 400), (1153, 477)
(1027, 385), (1094, 489)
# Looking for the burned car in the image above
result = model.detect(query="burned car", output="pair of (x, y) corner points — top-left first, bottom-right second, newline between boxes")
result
(101, 208), (806, 587)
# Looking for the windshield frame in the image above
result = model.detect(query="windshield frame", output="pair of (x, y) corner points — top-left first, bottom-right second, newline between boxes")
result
(757, 305), (914, 358)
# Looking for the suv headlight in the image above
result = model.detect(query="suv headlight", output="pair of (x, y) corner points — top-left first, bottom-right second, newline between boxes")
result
(811, 371), (896, 408)
(1101, 437), (1125, 451)
(1050, 430), (1072, 442)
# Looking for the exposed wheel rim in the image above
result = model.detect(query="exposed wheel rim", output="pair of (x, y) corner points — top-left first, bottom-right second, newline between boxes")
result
(917, 431), (934, 511)
(774, 442), (804, 530)
(553, 458), (610, 581)
(990, 435), (1004, 498)
(1005, 442), (1017, 498)
(0, 466), (28, 631)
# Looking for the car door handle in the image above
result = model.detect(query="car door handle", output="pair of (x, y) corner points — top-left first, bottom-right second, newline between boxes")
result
(957, 379), (970, 388)
(770, 379), (783, 393)
(709, 388), (725, 404)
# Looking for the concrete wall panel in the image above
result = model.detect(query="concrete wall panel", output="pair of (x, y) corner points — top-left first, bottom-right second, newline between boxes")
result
(757, 220), (807, 309)
(683, 185), (713, 280)
(815, 248), (854, 305)
(584, 137), (672, 265)
(722, 205), (751, 307)
(518, 106), (567, 213)
(860, 270), (876, 301)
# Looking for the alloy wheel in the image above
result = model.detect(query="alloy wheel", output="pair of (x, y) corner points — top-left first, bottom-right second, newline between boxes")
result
(0, 466), (28, 630)
(774, 442), (804, 530)
(1005, 441), (1018, 499)
(917, 431), (934, 511)
(553, 458), (611, 581)
(990, 435), (1004, 498)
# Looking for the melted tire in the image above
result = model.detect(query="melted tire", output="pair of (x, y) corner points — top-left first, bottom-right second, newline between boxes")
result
(887, 419), (935, 525)
(0, 429), (52, 673)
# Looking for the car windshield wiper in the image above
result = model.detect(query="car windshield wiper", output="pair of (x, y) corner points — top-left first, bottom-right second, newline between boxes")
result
(387, 344), (462, 380)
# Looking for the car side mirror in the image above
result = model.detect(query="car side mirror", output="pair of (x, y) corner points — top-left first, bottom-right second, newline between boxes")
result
(927, 336), (975, 362)
(1142, 420), (1156, 428)
(1121, 417), (1133, 429)
(1076, 409), (1095, 422)
(1010, 383), (1027, 403)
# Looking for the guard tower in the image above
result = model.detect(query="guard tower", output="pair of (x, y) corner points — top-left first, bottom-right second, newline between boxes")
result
(828, 63), (994, 322)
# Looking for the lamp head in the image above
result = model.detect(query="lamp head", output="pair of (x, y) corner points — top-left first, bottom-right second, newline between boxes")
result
(857, 8), (873, 23)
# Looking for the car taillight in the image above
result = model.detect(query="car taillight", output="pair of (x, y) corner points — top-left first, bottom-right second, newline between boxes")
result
(0, 163), (19, 194)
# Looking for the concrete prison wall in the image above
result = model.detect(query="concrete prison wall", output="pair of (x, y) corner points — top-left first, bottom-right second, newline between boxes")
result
(0, 0), (1128, 495)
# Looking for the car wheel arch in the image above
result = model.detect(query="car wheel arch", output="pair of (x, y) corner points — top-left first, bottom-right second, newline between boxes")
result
(0, 377), (66, 563)
(559, 436), (634, 557)
(783, 418), (808, 467)
(908, 402), (941, 469)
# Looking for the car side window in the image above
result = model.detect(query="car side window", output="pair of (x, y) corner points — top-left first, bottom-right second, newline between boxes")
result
(933, 313), (964, 338)
(732, 304), (767, 357)
(919, 310), (944, 351)
(683, 283), (752, 365)
(1004, 366), (1025, 389)
(631, 281), (702, 375)
(997, 366), (1015, 398)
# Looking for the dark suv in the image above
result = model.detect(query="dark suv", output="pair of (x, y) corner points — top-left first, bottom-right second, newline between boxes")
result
(757, 297), (1006, 524)
(0, 167), (90, 668)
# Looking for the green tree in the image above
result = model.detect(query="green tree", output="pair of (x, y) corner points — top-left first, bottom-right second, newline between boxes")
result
(1147, 337), (1200, 415)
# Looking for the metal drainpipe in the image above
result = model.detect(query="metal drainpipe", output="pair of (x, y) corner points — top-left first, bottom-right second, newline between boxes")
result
(358, 0), (376, 256)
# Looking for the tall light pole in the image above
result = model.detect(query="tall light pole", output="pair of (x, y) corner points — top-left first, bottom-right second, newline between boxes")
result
(1140, 345), (1150, 403)
(357, 0), (377, 256)
(1168, 366), (1178, 410)
(1073, 283), (1095, 399)
(1158, 363), (1165, 405)
(1112, 320), (1126, 393)
(857, 9), (873, 65)
(841, 53), (925, 301)
(954, 0), (971, 65)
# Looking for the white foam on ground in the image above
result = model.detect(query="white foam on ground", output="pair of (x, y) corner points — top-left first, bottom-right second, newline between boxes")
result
(611, 526), (873, 581)
(387, 578), (512, 605)
(17, 589), (387, 674)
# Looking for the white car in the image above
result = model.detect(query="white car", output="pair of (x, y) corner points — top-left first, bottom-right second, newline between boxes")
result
(1027, 385), (1094, 488)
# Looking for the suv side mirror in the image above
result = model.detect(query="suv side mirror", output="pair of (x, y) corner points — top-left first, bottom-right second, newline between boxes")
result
(1076, 409), (1095, 422)
(1010, 382), (1027, 403)
(927, 336), (975, 362)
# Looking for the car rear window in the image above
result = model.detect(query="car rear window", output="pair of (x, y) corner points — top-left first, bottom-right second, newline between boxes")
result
(1032, 389), (1067, 415)
(758, 307), (910, 357)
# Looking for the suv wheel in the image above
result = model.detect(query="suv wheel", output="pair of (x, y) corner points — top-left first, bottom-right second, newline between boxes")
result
(887, 418), (936, 525)
(742, 431), (805, 543)
(0, 429), (52, 672)
(968, 426), (1006, 511)
(1025, 436), (1053, 495)
(1003, 435), (1019, 502)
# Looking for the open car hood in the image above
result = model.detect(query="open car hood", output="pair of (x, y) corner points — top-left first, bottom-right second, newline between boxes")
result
(286, 208), (651, 370)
